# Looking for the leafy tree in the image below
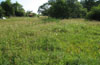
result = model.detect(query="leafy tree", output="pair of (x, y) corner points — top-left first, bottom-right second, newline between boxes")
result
(68, 1), (87, 18)
(96, 0), (100, 6)
(81, 0), (96, 11)
(48, 0), (69, 18)
(39, 0), (87, 18)
(1, 0), (13, 17)
(38, 3), (50, 16)
(48, 0), (57, 3)
(38, 0), (69, 18)
(0, 6), (5, 18)
(13, 2), (25, 16)
(86, 5), (100, 21)
(0, 0), (25, 17)
(67, 0), (78, 4)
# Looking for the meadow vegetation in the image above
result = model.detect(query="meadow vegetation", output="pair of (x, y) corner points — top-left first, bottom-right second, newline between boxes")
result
(0, 17), (100, 65)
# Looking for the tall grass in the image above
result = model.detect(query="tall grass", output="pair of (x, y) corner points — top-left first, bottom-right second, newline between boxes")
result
(0, 17), (100, 65)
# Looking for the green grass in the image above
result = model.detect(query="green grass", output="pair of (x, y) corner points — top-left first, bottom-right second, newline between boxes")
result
(0, 17), (100, 65)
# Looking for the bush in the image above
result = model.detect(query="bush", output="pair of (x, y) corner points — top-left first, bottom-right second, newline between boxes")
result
(86, 5), (100, 21)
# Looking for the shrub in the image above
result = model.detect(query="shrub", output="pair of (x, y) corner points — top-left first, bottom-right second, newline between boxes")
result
(86, 5), (100, 21)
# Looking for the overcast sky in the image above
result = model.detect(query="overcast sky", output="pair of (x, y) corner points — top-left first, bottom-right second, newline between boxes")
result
(0, 0), (48, 13)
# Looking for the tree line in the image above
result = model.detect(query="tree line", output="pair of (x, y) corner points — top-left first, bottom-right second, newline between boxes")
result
(38, 0), (100, 20)
(0, 0), (37, 18)
(1, 0), (100, 20)
(0, 0), (25, 18)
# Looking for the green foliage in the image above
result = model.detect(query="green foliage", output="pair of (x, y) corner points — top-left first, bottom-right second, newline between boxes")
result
(38, 0), (87, 18)
(86, 5), (100, 21)
(1, 0), (13, 17)
(81, 0), (96, 11)
(0, 6), (5, 18)
(96, 0), (100, 6)
(48, 0), (69, 18)
(38, 3), (50, 16)
(0, 0), (25, 17)
(13, 2), (25, 16)
(67, 2), (87, 18)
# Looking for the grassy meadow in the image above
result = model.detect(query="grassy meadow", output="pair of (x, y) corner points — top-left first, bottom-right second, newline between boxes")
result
(0, 17), (100, 65)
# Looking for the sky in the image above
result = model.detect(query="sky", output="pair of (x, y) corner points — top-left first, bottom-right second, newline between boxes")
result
(0, 0), (48, 13)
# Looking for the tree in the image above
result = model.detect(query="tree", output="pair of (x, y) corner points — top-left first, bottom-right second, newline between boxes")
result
(81, 0), (96, 11)
(38, 0), (87, 18)
(0, 6), (5, 18)
(0, 0), (25, 17)
(13, 2), (25, 16)
(96, 0), (100, 6)
(48, 0), (56, 2)
(38, 3), (50, 16)
(48, 0), (69, 18)
(1, 0), (13, 17)
(38, 0), (69, 18)
(67, 0), (78, 4)
(86, 5), (100, 21)
(67, 1), (87, 18)
(63, 0), (87, 18)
